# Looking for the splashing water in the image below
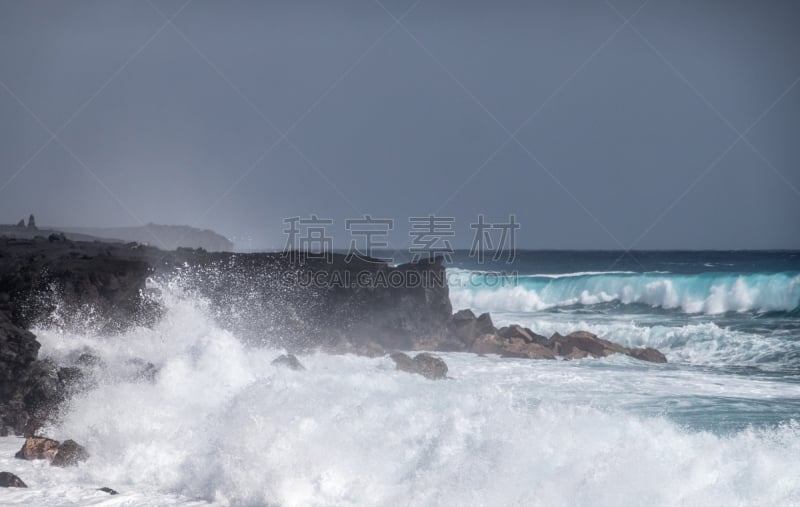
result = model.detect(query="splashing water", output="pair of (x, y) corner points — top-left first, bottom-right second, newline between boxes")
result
(1, 277), (799, 506)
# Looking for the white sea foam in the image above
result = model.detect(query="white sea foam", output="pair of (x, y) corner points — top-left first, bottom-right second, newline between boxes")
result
(2, 284), (797, 506)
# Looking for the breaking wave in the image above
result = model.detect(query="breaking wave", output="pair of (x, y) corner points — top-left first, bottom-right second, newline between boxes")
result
(449, 269), (800, 314)
(9, 281), (797, 506)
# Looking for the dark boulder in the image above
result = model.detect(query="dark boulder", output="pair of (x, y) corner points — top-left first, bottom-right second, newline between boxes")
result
(50, 439), (89, 467)
(411, 334), (466, 352)
(498, 325), (549, 346)
(15, 436), (60, 460)
(390, 352), (448, 380)
(271, 354), (305, 371)
(15, 436), (89, 466)
(471, 333), (555, 359)
(0, 471), (27, 488)
(471, 333), (507, 355)
(549, 331), (627, 358)
(500, 338), (557, 360)
(471, 328), (667, 363)
(549, 331), (667, 363)
(629, 347), (668, 363)
(451, 309), (496, 346)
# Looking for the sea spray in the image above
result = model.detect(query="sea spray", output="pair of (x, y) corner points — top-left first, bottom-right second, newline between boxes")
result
(10, 279), (797, 506)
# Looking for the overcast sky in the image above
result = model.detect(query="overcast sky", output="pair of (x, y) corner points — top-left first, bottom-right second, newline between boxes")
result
(1, 0), (798, 250)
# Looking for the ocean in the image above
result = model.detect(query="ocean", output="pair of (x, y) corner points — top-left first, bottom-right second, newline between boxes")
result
(2, 250), (799, 506)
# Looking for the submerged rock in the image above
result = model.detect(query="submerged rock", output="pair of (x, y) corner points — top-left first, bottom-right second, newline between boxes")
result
(629, 347), (668, 363)
(271, 354), (305, 371)
(50, 439), (89, 467)
(390, 352), (448, 380)
(0, 471), (27, 488)
(15, 436), (59, 460)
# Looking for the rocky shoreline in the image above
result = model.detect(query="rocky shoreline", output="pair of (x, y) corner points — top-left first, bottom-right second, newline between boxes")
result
(0, 236), (665, 438)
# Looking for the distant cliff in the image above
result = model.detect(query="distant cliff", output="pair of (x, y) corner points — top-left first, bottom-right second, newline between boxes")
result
(58, 224), (234, 252)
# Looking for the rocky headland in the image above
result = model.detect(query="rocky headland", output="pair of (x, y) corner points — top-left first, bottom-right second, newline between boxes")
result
(0, 235), (666, 436)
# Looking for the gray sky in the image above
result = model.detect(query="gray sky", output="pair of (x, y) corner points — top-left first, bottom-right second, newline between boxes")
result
(1, 0), (798, 250)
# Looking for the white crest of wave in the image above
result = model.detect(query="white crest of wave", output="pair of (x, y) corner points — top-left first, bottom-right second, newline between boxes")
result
(9, 284), (794, 505)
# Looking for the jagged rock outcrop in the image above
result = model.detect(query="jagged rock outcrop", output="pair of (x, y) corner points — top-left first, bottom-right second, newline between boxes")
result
(0, 236), (667, 433)
(14, 436), (60, 460)
(453, 310), (667, 363)
(271, 354), (305, 371)
(0, 237), (454, 432)
(50, 439), (90, 467)
(0, 471), (27, 488)
(450, 309), (496, 348)
(390, 352), (448, 379)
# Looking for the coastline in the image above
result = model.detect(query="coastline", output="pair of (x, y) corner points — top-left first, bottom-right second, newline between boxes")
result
(0, 236), (665, 437)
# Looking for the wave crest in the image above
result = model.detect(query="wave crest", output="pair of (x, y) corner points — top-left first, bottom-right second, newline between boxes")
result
(449, 270), (800, 315)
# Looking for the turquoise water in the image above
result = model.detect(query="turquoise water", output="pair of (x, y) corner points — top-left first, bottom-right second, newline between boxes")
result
(447, 250), (800, 434)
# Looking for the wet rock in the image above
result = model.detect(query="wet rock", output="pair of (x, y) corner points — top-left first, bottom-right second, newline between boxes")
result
(549, 331), (627, 358)
(14, 436), (89, 466)
(549, 331), (667, 363)
(451, 309), (496, 346)
(271, 354), (305, 371)
(324, 336), (386, 358)
(471, 333), (507, 355)
(15, 436), (60, 460)
(22, 360), (63, 427)
(471, 333), (555, 359)
(412, 334), (466, 352)
(500, 338), (557, 360)
(0, 471), (27, 488)
(390, 352), (448, 380)
(98, 487), (118, 495)
(629, 347), (668, 363)
(57, 366), (86, 391)
(0, 313), (41, 430)
(562, 348), (592, 360)
(498, 325), (549, 346)
(50, 439), (89, 467)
